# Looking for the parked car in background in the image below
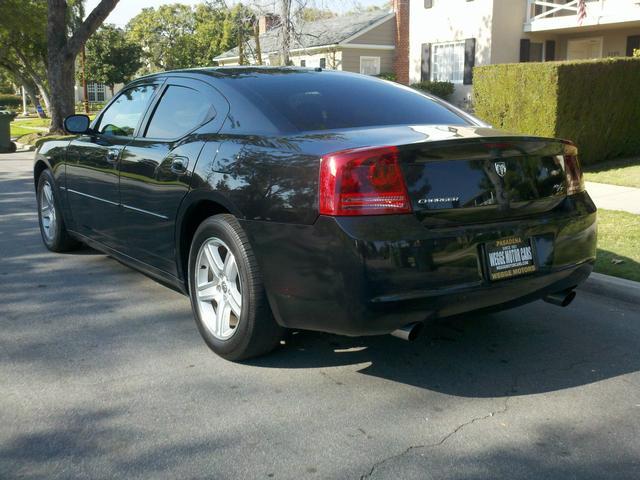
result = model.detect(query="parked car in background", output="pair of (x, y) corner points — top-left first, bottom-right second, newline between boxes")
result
(33, 68), (597, 360)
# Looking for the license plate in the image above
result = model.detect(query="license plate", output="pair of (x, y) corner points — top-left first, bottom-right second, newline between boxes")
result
(486, 236), (536, 281)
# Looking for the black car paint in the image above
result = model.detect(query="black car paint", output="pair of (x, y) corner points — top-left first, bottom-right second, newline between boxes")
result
(34, 68), (597, 337)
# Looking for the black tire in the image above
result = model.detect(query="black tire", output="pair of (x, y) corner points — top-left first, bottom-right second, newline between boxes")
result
(36, 169), (81, 252)
(188, 214), (283, 361)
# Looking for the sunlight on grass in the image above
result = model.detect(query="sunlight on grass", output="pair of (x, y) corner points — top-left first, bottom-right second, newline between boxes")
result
(595, 209), (640, 282)
(584, 158), (640, 189)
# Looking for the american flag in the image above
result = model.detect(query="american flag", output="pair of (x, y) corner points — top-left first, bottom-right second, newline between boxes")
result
(577, 0), (588, 25)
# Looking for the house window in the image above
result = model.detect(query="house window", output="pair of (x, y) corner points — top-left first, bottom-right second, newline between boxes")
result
(359, 56), (381, 76)
(300, 60), (306, 67)
(431, 41), (465, 84)
(87, 82), (106, 103)
(319, 58), (326, 69)
(567, 37), (603, 60)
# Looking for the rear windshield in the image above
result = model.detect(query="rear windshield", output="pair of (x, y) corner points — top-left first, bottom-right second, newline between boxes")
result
(224, 71), (469, 132)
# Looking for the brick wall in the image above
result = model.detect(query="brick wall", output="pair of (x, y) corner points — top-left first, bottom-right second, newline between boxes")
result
(393, 0), (410, 84)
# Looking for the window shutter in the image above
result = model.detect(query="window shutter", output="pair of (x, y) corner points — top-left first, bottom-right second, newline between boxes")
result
(421, 43), (431, 82)
(520, 39), (531, 62)
(463, 38), (476, 85)
(545, 40), (556, 61)
(626, 35), (640, 56)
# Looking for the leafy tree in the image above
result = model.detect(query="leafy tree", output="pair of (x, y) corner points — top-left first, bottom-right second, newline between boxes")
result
(47, 0), (120, 132)
(80, 25), (142, 95)
(126, 4), (200, 73)
(126, 2), (241, 73)
(0, 0), (50, 113)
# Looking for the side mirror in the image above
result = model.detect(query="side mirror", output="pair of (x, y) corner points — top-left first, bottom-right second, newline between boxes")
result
(63, 114), (91, 134)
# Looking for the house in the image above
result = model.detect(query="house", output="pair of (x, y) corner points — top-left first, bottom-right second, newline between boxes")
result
(74, 82), (120, 105)
(400, 0), (640, 105)
(214, 10), (397, 77)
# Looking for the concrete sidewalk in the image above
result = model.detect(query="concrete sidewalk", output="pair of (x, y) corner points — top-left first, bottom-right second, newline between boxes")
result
(586, 181), (640, 214)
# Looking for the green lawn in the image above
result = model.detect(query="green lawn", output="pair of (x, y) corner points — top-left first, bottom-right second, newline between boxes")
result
(595, 209), (640, 282)
(10, 124), (36, 137)
(11, 114), (96, 142)
(584, 157), (640, 188)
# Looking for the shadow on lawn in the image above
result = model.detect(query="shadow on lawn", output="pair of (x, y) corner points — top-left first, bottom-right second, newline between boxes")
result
(595, 248), (640, 282)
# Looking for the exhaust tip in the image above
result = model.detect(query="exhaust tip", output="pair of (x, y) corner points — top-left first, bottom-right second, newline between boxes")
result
(391, 322), (424, 341)
(544, 289), (576, 308)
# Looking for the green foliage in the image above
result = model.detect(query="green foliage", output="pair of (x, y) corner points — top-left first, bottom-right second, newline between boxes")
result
(474, 58), (640, 165)
(376, 72), (397, 82)
(0, 94), (22, 108)
(126, 2), (242, 73)
(295, 7), (336, 22)
(410, 81), (455, 100)
(80, 25), (142, 89)
(634, 49), (640, 58)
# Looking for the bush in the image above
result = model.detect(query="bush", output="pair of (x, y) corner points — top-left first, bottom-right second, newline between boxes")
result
(410, 81), (455, 100)
(376, 72), (397, 82)
(0, 94), (22, 110)
(473, 58), (640, 165)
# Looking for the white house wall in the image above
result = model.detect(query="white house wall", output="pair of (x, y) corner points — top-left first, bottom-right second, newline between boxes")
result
(409, 0), (495, 105)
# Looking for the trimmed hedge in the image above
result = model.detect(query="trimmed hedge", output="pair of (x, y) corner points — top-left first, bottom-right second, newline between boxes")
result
(0, 94), (22, 109)
(411, 81), (455, 101)
(473, 57), (640, 165)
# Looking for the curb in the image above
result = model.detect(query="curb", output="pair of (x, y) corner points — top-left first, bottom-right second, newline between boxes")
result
(578, 272), (640, 305)
(14, 142), (35, 152)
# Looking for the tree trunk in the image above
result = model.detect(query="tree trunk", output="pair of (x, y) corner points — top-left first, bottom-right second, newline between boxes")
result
(47, 0), (120, 132)
(48, 54), (76, 132)
(31, 74), (51, 114)
(254, 22), (263, 65)
(279, 0), (291, 66)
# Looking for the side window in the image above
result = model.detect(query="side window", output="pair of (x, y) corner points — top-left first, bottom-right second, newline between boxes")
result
(145, 85), (214, 139)
(97, 84), (157, 137)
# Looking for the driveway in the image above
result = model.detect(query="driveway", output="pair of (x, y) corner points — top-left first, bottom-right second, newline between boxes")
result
(1, 152), (639, 479)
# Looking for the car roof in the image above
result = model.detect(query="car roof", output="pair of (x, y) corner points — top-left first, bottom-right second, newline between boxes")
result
(131, 66), (354, 83)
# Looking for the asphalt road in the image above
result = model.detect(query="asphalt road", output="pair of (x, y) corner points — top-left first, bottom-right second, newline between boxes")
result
(1, 151), (639, 480)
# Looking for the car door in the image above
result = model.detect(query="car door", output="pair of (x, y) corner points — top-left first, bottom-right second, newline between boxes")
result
(65, 82), (161, 249)
(118, 77), (229, 276)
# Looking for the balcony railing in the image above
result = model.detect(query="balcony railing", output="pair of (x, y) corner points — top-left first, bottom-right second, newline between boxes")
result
(525, 0), (640, 31)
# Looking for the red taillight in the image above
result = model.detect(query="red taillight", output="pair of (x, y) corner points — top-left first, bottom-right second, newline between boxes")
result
(319, 145), (412, 216)
(562, 141), (584, 195)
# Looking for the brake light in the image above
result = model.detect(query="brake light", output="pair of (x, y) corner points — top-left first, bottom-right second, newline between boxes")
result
(319, 146), (411, 216)
(562, 141), (584, 195)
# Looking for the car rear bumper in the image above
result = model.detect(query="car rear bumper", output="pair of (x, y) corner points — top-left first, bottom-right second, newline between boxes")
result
(240, 192), (597, 336)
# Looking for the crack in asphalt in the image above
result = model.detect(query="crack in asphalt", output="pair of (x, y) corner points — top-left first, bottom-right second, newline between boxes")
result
(359, 345), (635, 479)
(360, 372), (520, 480)
(360, 394), (512, 479)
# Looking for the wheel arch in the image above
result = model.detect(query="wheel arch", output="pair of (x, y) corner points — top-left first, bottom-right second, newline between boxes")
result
(33, 159), (51, 190)
(176, 191), (243, 291)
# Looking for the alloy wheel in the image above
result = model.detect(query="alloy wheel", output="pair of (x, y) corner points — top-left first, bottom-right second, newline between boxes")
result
(195, 237), (243, 340)
(40, 181), (57, 242)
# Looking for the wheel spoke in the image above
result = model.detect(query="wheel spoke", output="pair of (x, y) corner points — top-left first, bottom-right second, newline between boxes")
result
(197, 279), (219, 302)
(223, 252), (237, 280)
(228, 287), (242, 318)
(215, 300), (231, 337)
(204, 244), (224, 275)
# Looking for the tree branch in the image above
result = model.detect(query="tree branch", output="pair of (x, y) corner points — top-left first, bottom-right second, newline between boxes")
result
(66, 0), (120, 57)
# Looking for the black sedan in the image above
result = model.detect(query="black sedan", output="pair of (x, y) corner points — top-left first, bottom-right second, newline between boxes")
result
(33, 68), (597, 360)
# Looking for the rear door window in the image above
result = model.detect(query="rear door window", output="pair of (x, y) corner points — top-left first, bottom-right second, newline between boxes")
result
(144, 85), (214, 139)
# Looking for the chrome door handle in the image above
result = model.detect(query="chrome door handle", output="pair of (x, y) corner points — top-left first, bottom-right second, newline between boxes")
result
(170, 156), (189, 174)
(106, 148), (120, 163)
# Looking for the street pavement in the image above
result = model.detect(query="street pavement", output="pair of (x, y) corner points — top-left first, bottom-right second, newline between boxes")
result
(1, 152), (639, 479)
